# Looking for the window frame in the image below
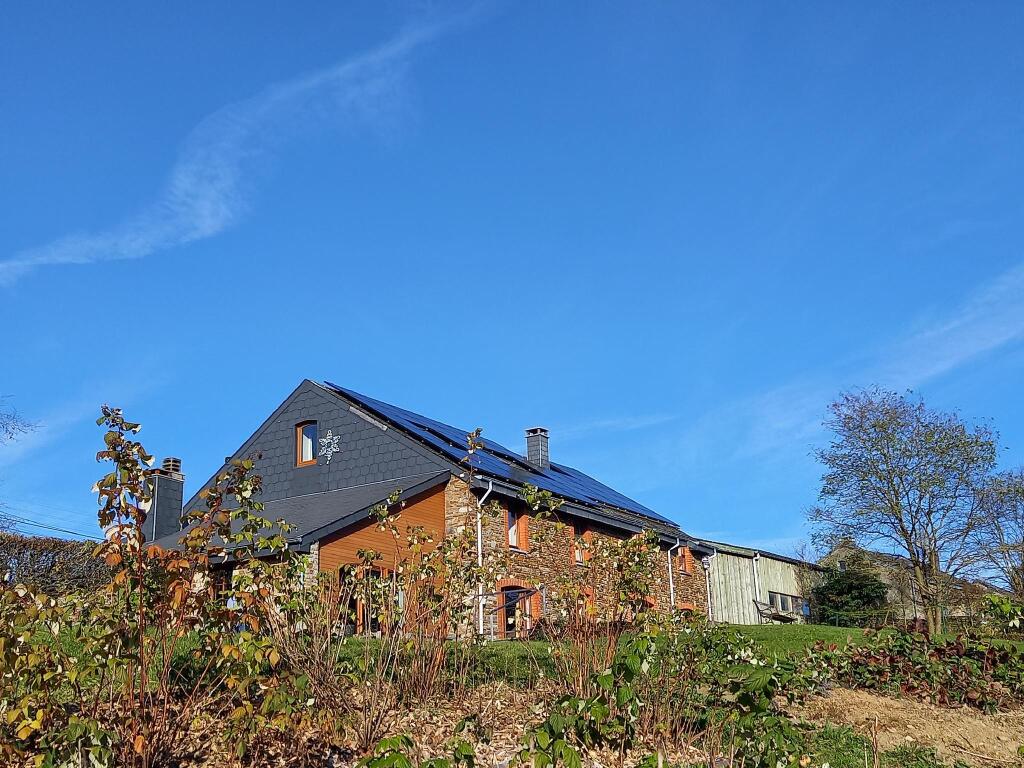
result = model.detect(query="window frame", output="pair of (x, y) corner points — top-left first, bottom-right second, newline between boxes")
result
(500, 584), (534, 639)
(295, 421), (318, 467)
(677, 546), (693, 575)
(505, 505), (529, 552)
(507, 507), (519, 549)
(768, 590), (803, 615)
(571, 522), (592, 566)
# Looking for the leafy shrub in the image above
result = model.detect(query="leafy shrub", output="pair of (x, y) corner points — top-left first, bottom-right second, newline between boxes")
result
(984, 593), (1024, 634)
(722, 663), (808, 768)
(0, 408), (304, 767)
(521, 618), (817, 768)
(812, 553), (889, 628)
(0, 532), (111, 594)
(811, 629), (1024, 712)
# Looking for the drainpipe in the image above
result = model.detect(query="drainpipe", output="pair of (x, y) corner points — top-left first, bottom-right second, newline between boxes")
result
(752, 552), (762, 604)
(703, 547), (718, 620)
(476, 480), (493, 636)
(667, 538), (681, 608)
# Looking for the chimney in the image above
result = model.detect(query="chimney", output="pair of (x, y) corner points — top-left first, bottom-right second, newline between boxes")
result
(525, 427), (549, 469)
(144, 457), (185, 542)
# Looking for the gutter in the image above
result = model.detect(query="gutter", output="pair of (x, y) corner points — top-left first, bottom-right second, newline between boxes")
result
(476, 479), (493, 636)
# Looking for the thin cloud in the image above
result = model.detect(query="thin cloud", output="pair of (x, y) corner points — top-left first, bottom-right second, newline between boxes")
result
(0, 16), (459, 286)
(746, 261), (1024, 454)
(554, 413), (679, 443)
(881, 261), (1024, 387)
(664, 260), (1024, 475)
(0, 398), (100, 468)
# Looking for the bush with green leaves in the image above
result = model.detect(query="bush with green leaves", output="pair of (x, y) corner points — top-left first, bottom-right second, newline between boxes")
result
(811, 554), (889, 628)
(0, 408), (305, 767)
(808, 628), (1024, 712)
(520, 616), (817, 768)
(984, 593), (1023, 633)
(357, 732), (477, 768)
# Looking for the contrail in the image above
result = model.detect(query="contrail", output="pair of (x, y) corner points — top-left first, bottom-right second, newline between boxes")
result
(1, 17), (457, 286)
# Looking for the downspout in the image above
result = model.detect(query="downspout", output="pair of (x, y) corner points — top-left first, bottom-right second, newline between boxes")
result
(667, 538), (681, 608)
(703, 547), (718, 620)
(752, 552), (762, 605)
(476, 479), (493, 636)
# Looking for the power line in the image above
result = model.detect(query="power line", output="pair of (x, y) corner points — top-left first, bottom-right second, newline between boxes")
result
(1, 503), (93, 524)
(3, 514), (100, 540)
(2, 500), (94, 524)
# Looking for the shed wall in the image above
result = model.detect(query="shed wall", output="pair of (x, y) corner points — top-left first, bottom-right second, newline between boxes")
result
(709, 551), (817, 625)
(709, 552), (759, 624)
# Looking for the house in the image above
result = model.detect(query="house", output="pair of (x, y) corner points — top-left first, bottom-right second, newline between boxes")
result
(819, 541), (994, 628)
(149, 380), (710, 637)
(698, 539), (822, 625)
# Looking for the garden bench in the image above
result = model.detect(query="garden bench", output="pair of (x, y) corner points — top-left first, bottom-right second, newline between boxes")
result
(753, 599), (798, 624)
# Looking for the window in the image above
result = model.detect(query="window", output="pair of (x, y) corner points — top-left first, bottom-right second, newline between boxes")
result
(506, 507), (529, 551)
(296, 421), (318, 466)
(571, 523), (590, 565)
(677, 546), (692, 575)
(210, 566), (233, 599)
(768, 591), (802, 615)
(345, 566), (394, 636)
(837, 560), (847, 572)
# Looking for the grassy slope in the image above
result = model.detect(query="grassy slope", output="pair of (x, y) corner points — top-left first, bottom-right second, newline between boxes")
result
(732, 623), (873, 657)
(813, 726), (964, 768)
(734, 622), (1023, 658)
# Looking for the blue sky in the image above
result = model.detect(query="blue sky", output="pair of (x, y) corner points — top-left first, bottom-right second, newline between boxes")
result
(2, 3), (1023, 553)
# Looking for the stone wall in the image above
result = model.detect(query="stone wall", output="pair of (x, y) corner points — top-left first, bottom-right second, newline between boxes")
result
(468, 488), (708, 637)
(307, 475), (709, 636)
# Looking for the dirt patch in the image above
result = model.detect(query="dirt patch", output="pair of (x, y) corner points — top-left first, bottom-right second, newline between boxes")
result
(790, 688), (1024, 766)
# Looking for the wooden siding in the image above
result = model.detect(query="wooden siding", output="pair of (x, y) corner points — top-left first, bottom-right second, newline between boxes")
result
(708, 550), (815, 625)
(708, 551), (759, 624)
(757, 555), (804, 598)
(318, 485), (446, 572)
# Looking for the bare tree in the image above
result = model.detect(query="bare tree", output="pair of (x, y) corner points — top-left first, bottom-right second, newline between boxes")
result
(809, 388), (996, 635)
(977, 469), (1024, 600)
(0, 396), (36, 528)
(0, 397), (32, 445)
(790, 539), (824, 616)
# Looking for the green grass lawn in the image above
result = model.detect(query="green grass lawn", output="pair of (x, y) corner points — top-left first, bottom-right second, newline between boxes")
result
(812, 726), (964, 768)
(731, 623), (873, 657)
(733, 622), (1023, 658)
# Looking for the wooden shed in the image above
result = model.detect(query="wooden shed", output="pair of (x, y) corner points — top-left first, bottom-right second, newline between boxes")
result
(699, 540), (823, 625)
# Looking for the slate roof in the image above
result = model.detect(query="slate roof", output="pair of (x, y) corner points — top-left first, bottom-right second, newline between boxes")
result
(151, 471), (450, 552)
(321, 382), (688, 539)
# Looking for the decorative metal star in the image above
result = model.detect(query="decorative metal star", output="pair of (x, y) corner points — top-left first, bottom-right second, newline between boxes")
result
(319, 429), (341, 465)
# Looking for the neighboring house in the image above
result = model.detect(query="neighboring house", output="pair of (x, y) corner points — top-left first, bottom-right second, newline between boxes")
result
(150, 380), (709, 638)
(698, 539), (823, 625)
(819, 542), (994, 627)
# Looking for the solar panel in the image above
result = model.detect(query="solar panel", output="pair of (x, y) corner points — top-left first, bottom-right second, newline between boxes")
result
(323, 382), (678, 528)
